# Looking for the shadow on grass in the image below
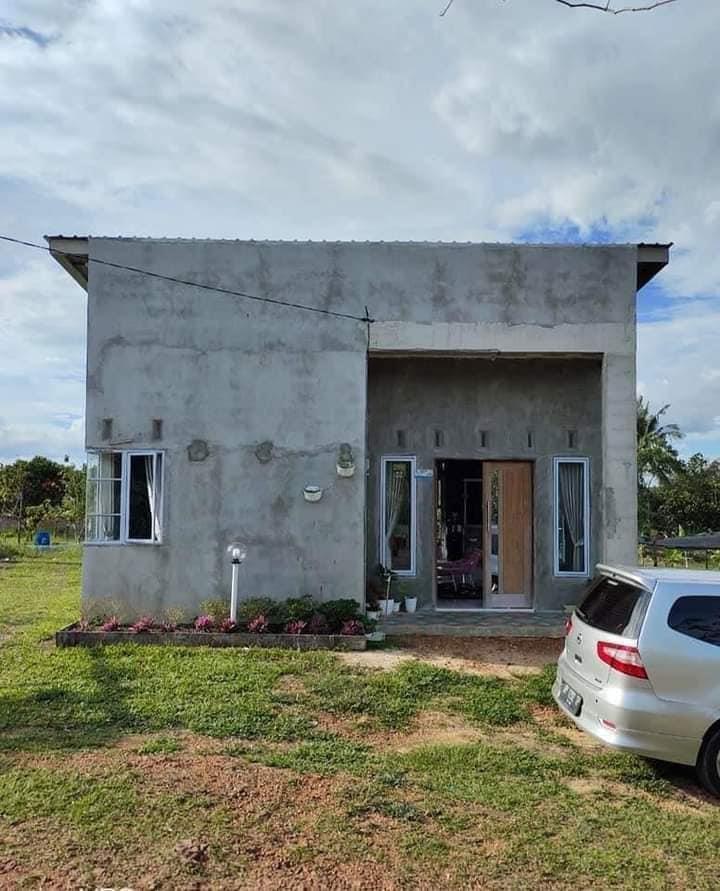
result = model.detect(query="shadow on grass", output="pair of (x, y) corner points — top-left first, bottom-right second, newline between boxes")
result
(0, 647), (142, 752)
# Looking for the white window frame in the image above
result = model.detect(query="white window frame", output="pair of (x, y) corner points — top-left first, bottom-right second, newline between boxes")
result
(553, 455), (590, 578)
(86, 450), (165, 545)
(379, 455), (417, 577)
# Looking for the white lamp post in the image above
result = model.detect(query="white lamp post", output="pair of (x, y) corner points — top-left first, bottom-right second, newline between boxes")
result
(227, 542), (247, 623)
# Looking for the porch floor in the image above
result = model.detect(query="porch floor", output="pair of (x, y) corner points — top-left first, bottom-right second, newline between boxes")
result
(378, 607), (566, 638)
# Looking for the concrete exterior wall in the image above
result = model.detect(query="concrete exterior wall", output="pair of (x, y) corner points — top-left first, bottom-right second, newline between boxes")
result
(367, 357), (603, 611)
(81, 239), (638, 618)
(83, 239), (368, 618)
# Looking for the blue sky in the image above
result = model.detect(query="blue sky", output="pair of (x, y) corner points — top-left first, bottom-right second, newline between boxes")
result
(1, 0), (719, 464)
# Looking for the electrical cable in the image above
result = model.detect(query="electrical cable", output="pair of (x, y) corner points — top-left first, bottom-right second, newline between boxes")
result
(0, 234), (374, 324)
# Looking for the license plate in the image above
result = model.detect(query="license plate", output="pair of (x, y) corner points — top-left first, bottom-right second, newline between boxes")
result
(559, 681), (583, 716)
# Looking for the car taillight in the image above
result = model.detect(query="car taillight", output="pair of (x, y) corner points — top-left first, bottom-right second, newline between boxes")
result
(564, 615), (573, 636)
(597, 641), (648, 679)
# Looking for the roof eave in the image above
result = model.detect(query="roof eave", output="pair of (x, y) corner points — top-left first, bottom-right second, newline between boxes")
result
(636, 243), (671, 290)
(44, 235), (89, 291)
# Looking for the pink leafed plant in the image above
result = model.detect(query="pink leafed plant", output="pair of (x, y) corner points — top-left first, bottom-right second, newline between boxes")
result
(306, 613), (329, 635)
(248, 614), (269, 634)
(285, 619), (307, 635)
(219, 618), (238, 633)
(100, 616), (120, 632)
(159, 620), (177, 632)
(340, 619), (365, 636)
(131, 616), (156, 633)
(194, 615), (214, 632)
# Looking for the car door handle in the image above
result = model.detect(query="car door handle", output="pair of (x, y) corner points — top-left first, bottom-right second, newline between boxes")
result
(574, 654), (583, 664)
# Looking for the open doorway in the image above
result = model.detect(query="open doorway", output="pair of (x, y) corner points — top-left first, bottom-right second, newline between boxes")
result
(435, 459), (485, 608)
(434, 459), (533, 610)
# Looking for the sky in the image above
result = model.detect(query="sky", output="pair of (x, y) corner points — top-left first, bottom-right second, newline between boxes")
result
(0, 0), (718, 465)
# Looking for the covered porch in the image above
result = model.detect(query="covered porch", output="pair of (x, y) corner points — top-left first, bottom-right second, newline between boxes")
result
(376, 607), (567, 638)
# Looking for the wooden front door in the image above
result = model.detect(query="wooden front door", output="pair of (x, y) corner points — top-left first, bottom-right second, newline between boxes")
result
(483, 462), (533, 608)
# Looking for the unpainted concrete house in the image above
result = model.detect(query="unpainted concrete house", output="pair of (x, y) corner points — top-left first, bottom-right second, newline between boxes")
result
(50, 237), (669, 618)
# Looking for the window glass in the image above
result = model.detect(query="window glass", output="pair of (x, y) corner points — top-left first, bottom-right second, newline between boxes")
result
(128, 455), (152, 540)
(577, 577), (647, 636)
(85, 451), (162, 544)
(556, 459), (588, 575)
(86, 452), (122, 541)
(384, 459), (413, 572)
(668, 596), (720, 647)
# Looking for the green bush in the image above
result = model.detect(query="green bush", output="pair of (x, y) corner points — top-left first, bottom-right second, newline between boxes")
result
(237, 597), (286, 625)
(284, 595), (316, 622)
(317, 598), (362, 632)
(200, 599), (229, 623)
(0, 542), (21, 560)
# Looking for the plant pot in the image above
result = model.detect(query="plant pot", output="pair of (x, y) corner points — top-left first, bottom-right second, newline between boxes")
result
(392, 600), (401, 613)
(366, 610), (380, 621)
(378, 599), (392, 616)
(405, 597), (418, 613)
(366, 630), (385, 642)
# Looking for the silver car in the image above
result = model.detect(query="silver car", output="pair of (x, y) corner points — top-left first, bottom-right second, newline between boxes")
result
(553, 564), (720, 795)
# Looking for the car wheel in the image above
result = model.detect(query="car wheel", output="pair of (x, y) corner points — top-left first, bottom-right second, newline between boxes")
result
(697, 727), (720, 797)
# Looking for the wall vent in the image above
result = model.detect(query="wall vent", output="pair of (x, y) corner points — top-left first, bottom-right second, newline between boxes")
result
(101, 418), (113, 441)
(527, 430), (534, 449)
(568, 429), (578, 449)
(152, 419), (163, 441)
(396, 429), (407, 448)
(434, 429), (444, 448)
(479, 431), (488, 448)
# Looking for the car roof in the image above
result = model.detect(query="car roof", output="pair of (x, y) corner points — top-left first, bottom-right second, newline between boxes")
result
(596, 563), (720, 591)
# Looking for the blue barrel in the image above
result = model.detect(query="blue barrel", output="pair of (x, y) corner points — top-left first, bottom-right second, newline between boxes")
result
(35, 531), (51, 547)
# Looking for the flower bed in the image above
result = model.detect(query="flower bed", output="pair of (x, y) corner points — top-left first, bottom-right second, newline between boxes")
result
(56, 595), (371, 651)
(55, 625), (366, 650)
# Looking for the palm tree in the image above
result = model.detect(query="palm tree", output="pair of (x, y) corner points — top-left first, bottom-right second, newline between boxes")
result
(637, 397), (683, 488)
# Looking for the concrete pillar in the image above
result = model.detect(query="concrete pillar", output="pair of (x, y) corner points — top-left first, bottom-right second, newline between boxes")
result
(601, 352), (638, 566)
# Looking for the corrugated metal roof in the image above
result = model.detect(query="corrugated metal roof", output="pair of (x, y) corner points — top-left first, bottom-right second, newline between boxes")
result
(44, 235), (672, 248)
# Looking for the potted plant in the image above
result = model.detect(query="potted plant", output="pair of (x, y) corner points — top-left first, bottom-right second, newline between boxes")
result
(366, 593), (380, 622)
(374, 563), (395, 615)
(397, 581), (417, 613)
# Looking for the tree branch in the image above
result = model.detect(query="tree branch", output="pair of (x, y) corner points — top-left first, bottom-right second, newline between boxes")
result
(441, 0), (678, 14)
(554, 0), (678, 12)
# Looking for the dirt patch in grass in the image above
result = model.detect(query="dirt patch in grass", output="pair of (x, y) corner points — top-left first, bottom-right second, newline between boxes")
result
(391, 635), (562, 669)
(531, 706), (603, 751)
(338, 636), (561, 680)
(275, 674), (307, 695)
(372, 710), (487, 752)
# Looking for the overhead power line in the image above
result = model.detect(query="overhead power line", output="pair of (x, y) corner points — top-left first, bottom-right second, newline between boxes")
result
(0, 234), (374, 324)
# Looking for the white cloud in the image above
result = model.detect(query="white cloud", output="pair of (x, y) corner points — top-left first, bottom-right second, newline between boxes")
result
(638, 298), (720, 457)
(0, 0), (718, 458)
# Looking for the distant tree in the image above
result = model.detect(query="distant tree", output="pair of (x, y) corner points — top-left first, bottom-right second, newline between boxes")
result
(20, 456), (66, 508)
(655, 455), (720, 536)
(0, 456), (85, 541)
(637, 397), (683, 487)
(636, 398), (684, 537)
(0, 462), (27, 543)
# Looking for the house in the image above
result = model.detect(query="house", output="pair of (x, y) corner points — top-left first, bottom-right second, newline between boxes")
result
(49, 237), (669, 618)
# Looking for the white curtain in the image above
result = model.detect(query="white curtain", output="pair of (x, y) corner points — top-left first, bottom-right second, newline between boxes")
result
(385, 463), (408, 564)
(144, 454), (161, 541)
(96, 452), (119, 540)
(559, 462), (584, 571)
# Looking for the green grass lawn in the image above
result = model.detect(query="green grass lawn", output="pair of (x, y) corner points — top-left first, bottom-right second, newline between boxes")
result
(1, 548), (719, 889)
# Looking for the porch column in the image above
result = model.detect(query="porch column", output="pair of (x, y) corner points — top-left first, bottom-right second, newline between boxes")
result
(601, 351), (637, 566)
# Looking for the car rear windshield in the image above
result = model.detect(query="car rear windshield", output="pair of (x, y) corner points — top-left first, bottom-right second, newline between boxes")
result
(576, 577), (648, 636)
